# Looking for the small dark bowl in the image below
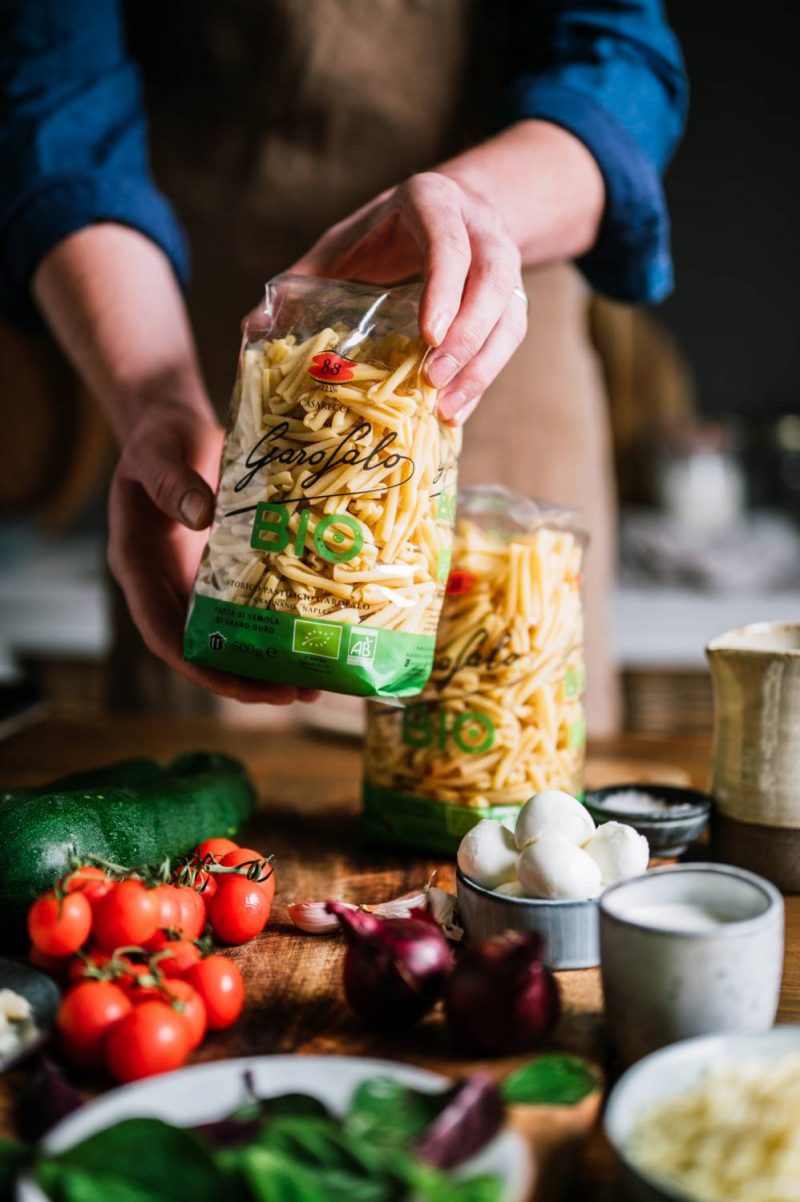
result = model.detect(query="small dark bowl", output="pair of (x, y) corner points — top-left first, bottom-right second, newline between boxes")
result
(584, 784), (712, 859)
(0, 958), (60, 1072)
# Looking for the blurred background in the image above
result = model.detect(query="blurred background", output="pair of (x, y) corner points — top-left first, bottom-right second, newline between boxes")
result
(1, 0), (798, 739)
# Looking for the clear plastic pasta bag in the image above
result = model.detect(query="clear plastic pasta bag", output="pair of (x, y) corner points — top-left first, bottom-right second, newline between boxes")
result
(363, 484), (586, 850)
(184, 274), (461, 696)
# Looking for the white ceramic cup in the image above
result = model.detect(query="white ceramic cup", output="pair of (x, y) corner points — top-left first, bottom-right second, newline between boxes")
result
(599, 863), (784, 1065)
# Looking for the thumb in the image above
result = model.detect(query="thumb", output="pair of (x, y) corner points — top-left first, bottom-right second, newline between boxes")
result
(127, 429), (215, 530)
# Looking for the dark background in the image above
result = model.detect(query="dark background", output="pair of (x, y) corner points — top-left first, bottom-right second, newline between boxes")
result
(662, 0), (800, 418)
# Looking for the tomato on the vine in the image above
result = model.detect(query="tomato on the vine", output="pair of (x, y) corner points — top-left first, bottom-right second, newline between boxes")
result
(156, 939), (202, 979)
(186, 956), (245, 1030)
(209, 877), (270, 945)
(129, 979), (206, 1050)
(67, 948), (112, 985)
(65, 865), (114, 904)
(219, 848), (275, 897)
(28, 892), (92, 957)
(195, 837), (238, 862)
(174, 886), (205, 942)
(57, 980), (132, 1068)
(92, 880), (159, 951)
(192, 869), (217, 913)
(105, 1000), (190, 1082)
(151, 884), (184, 933)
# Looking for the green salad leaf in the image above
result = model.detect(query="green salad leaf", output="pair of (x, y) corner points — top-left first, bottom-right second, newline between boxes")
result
(35, 1119), (223, 1202)
(501, 1055), (601, 1107)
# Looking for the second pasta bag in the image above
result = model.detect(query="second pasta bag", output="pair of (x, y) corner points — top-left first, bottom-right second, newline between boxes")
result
(363, 485), (587, 851)
(184, 274), (461, 697)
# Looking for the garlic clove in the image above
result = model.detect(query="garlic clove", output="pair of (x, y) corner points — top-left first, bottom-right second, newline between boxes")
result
(287, 900), (356, 934)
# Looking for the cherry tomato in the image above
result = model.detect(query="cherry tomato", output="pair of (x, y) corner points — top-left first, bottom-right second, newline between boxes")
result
(193, 869), (218, 914)
(152, 884), (184, 932)
(174, 887), (205, 942)
(195, 837), (238, 862)
(186, 956), (245, 1030)
(209, 877), (270, 945)
(129, 979), (206, 1051)
(92, 880), (159, 951)
(105, 1000), (190, 1082)
(28, 892), (92, 957)
(219, 850), (275, 906)
(29, 946), (71, 984)
(156, 940), (202, 979)
(67, 948), (112, 985)
(65, 865), (114, 904)
(57, 980), (132, 1068)
(114, 956), (154, 992)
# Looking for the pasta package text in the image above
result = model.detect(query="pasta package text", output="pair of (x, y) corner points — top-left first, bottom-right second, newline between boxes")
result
(364, 486), (586, 852)
(184, 275), (461, 696)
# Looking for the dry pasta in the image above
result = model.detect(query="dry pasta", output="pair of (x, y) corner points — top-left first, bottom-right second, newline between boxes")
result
(184, 275), (460, 697)
(363, 485), (585, 851)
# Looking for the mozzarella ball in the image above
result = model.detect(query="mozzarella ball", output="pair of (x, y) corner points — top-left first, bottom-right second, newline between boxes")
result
(583, 821), (650, 885)
(457, 819), (518, 890)
(514, 789), (596, 851)
(518, 834), (603, 900)
(493, 880), (525, 898)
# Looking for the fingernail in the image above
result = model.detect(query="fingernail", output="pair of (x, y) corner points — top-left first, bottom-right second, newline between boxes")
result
(180, 488), (209, 528)
(428, 313), (449, 345)
(453, 395), (481, 426)
(426, 353), (459, 388)
(438, 390), (467, 422)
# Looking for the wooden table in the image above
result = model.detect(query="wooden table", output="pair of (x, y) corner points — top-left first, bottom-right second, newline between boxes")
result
(1, 716), (798, 1200)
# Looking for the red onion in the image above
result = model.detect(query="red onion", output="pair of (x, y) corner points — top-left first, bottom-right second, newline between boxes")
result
(327, 902), (452, 1029)
(444, 931), (560, 1055)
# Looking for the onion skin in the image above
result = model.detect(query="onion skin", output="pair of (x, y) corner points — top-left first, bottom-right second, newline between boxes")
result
(444, 931), (560, 1055)
(328, 902), (452, 1029)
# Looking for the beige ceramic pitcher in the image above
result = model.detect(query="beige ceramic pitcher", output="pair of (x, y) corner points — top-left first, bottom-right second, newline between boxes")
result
(707, 621), (800, 890)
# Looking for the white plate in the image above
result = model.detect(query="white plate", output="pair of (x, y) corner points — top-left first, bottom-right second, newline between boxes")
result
(19, 1054), (532, 1202)
(605, 1025), (800, 1202)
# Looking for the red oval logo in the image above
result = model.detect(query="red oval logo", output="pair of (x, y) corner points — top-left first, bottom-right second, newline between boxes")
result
(308, 352), (355, 383)
(446, 570), (476, 596)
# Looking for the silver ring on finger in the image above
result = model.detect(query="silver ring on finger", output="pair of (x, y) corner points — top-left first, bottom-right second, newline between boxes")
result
(512, 285), (530, 311)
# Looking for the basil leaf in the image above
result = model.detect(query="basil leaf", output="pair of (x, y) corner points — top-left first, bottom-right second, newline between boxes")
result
(346, 1077), (445, 1148)
(501, 1055), (601, 1107)
(403, 1161), (503, 1202)
(239, 1145), (397, 1202)
(415, 1074), (504, 1172)
(36, 1119), (222, 1202)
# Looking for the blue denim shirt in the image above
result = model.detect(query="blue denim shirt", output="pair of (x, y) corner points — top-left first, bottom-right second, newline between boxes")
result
(0, 0), (687, 324)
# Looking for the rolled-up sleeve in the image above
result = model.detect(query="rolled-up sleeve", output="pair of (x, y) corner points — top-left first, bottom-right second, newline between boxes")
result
(500, 0), (689, 303)
(0, 0), (188, 325)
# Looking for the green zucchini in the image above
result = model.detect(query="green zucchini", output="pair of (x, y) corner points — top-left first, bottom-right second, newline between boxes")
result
(0, 752), (256, 920)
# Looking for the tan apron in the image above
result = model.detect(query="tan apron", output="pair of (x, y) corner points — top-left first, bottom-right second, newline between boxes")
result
(118, 0), (619, 730)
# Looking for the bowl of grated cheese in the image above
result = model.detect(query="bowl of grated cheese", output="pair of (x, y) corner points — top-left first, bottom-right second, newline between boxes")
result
(585, 784), (711, 858)
(605, 1025), (800, 1202)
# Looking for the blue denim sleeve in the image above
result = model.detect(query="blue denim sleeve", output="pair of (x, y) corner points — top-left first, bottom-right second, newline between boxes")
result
(500, 0), (689, 302)
(0, 0), (188, 325)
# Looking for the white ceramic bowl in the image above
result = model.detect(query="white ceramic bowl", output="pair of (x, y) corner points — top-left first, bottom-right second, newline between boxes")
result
(17, 1054), (532, 1202)
(456, 868), (599, 969)
(605, 1025), (800, 1202)
(599, 863), (784, 1065)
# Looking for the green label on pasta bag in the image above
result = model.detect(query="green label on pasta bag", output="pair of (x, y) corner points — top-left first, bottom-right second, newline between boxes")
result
(362, 783), (521, 852)
(361, 782), (587, 854)
(184, 594), (434, 697)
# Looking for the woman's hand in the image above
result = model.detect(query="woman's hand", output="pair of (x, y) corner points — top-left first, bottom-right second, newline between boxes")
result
(107, 398), (318, 705)
(34, 225), (319, 704)
(293, 121), (605, 425)
(292, 172), (528, 425)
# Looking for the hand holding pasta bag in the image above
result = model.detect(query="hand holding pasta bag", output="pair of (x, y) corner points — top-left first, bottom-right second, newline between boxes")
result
(184, 274), (461, 696)
(363, 486), (587, 851)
